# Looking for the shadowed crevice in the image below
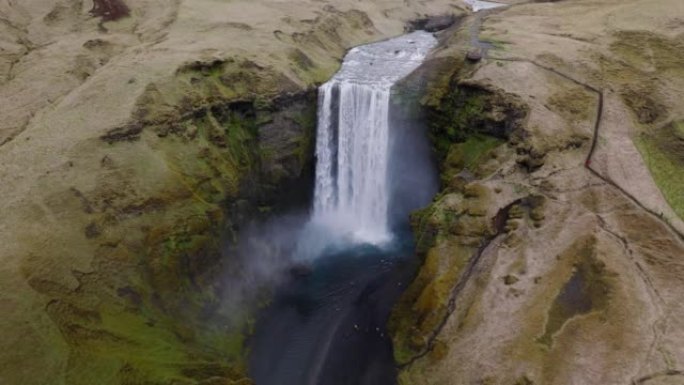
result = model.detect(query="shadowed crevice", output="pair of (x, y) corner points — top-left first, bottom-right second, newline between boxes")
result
(90, 0), (130, 22)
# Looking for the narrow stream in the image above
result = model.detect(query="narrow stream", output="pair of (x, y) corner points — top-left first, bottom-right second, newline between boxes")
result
(249, 32), (438, 385)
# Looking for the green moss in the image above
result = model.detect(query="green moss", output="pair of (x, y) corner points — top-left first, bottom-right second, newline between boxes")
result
(222, 111), (258, 171)
(410, 205), (440, 254)
(636, 123), (684, 220)
(292, 104), (317, 165)
(429, 88), (488, 158)
(50, 51), (321, 385)
(674, 121), (684, 140)
(610, 30), (684, 76)
(441, 135), (503, 185)
(390, 80), (520, 366)
(97, 310), (191, 379)
(429, 339), (449, 362)
(390, 243), (475, 364)
(53, 295), (252, 385)
(481, 36), (508, 51)
(87, 101), (287, 385)
(548, 87), (595, 123)
(459, 136), (502, 170)
(424, 79), (524, 182)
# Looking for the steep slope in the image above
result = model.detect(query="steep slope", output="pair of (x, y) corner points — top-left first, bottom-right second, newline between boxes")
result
(392, 0), (684, 384)
(0, 1), (465, 384)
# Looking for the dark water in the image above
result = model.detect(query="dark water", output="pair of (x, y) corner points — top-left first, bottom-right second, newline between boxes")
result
(248, 241), (416, 385)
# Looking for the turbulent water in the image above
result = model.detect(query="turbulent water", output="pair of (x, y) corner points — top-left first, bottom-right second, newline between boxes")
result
(312, 32), (437, 245)
(464, 0), (506, 12)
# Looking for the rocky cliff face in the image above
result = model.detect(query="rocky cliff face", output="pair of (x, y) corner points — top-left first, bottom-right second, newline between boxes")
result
(2, 0), (684, 384)
(0, 0), (465, 384)
(391, 1), (684, 384)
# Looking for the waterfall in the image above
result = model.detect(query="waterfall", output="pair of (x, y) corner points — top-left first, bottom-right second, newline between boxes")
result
(311, 32), (437, 245)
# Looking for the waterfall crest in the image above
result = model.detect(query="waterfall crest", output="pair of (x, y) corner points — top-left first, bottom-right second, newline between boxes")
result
(311, 32), (437, 245)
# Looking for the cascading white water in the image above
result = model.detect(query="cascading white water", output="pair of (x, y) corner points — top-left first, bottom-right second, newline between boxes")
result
(464, 0), (506, 12)
(311, 31), (437, 245)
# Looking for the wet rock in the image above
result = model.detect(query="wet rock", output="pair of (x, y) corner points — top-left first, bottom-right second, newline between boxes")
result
(289, 263), (313, 278)
(90, 0), (130, 22)
(406, 14), (461, 33)
(424, 15), (458, 32)
(466, 48), (484, 62)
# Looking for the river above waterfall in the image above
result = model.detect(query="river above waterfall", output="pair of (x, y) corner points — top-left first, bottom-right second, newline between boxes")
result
(464, 0), (506, 12)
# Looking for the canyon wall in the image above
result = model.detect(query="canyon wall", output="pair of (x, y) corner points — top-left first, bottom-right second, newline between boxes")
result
(392, 1), (684, 384)
(0, 1), (463, 384)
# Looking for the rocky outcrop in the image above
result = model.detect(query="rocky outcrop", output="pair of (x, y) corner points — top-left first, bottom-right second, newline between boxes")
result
(391, 1), (684, 384)
(2, 1), (683, 384)
(0, 1), (468, 384)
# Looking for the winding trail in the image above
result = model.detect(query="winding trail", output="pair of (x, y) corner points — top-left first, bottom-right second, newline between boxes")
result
(399, 4), (684, 375)
(478, 27), (684, 244)
(633, 370), (684, 385)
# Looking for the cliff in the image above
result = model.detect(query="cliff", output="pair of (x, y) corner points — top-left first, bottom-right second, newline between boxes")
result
(0, 1), (464, 384)
(391, 0), (684, 384)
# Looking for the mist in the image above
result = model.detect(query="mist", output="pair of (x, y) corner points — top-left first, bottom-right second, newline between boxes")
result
(387, 88), (439, 234)
(215, 210), (311, 319)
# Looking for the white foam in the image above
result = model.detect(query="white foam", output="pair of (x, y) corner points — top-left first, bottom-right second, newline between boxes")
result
(310, 31), (437, 248)
(464, 0), (506, 12)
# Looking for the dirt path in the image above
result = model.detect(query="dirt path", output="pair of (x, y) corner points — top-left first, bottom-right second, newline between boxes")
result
(473, 17), (684, 244)
(398, 5), (684, 371)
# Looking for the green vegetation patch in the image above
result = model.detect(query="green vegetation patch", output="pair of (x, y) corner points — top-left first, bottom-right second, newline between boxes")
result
(389, 241), (475, 364)
(610, 30), (684, 76)
(428, 86), (489, 158)
(423, 79), (526, 178)
(389, 75), (528, 366)
(636, 121), (684, 220)
(674, 121), (684, 141)
(548, 87), (595, 123)
(442, 134), (503, 183)
(390, 185), (496, 364)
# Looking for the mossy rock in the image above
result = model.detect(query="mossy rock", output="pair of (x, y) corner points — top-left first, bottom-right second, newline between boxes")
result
(389, 243), (474, 364)
(51, 59), (319, 385)
(503, 275), (520, 286)
(463, 183), (488, 199)
(425, 81), (528, 162)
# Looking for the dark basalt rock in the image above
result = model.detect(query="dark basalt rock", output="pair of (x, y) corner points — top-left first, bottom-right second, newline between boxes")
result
(90, 0), (130, 22)
(100, 122), (143, 143)
(288, 263), (313, 278)
(406, 14), (462, 33)
(466, 48), (484, 62)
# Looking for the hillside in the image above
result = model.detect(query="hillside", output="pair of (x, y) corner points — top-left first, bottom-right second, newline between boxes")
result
(1, 0), (683, 384)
